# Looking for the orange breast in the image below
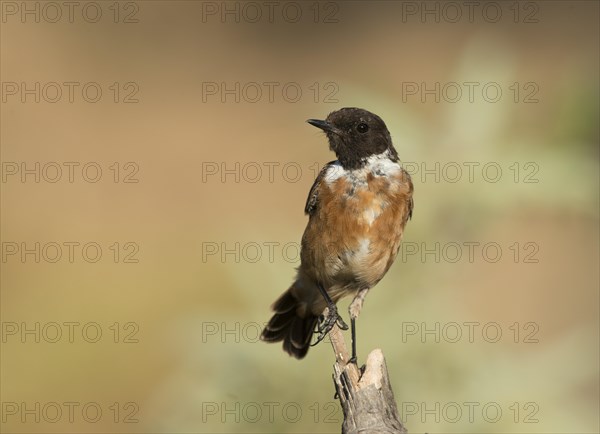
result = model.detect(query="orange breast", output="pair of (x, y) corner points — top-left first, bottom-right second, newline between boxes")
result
(300, 166), (413, 299)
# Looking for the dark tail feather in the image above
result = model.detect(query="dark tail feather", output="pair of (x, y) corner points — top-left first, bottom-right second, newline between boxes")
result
(261, 289), (318, 359)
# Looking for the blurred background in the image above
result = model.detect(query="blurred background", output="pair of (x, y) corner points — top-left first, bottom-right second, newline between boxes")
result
(1, 1), (598, 433)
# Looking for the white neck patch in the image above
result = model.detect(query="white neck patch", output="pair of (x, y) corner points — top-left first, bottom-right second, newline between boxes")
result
(324, 150), (400, 184)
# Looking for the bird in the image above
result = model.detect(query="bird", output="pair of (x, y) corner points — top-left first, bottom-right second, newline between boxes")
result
(261, 107), (414, 361)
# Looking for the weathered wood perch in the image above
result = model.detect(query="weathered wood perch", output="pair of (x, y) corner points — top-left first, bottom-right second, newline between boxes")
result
(329, 325), (407, 434)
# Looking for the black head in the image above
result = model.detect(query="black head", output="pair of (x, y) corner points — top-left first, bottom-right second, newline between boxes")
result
(307, 107), (398, 170)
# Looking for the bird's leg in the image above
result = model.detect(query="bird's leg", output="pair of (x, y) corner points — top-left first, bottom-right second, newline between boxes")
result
(311, 282), (348, 347)
(350, 317), (357, 365)
(348, 288), (369, 364)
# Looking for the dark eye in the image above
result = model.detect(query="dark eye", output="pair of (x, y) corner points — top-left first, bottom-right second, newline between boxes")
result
(356, 123), (369, 133)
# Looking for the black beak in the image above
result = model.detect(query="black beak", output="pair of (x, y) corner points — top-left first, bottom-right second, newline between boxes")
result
(307, 119), (341, 135)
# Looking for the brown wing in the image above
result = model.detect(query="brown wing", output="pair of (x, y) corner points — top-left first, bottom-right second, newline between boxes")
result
(401, 167), (414, 221)
(304, 160), (338, 216)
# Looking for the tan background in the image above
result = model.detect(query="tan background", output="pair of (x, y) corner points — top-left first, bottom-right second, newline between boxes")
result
(1, 1), (598, 433)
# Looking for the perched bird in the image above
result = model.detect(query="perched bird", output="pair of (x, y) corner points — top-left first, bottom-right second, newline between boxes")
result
(261, 108), (414, 361)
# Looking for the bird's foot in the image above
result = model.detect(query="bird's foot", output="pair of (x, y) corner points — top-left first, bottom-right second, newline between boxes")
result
(311, 305), (348, 346)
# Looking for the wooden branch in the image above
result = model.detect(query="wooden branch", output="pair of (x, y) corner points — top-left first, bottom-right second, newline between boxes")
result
(329, 325), (407, 434)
